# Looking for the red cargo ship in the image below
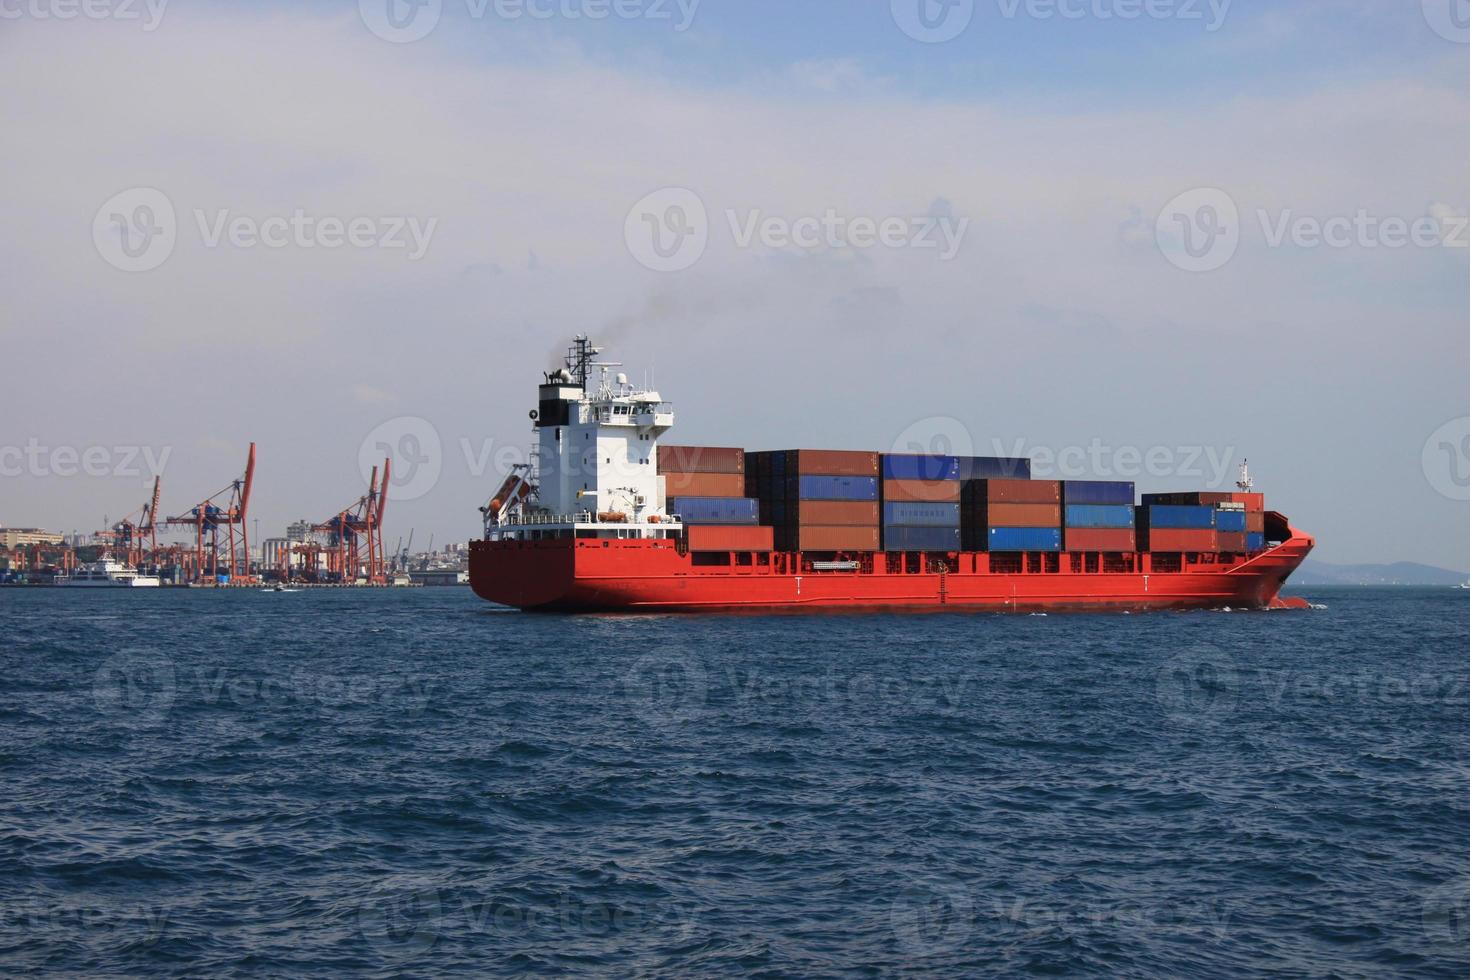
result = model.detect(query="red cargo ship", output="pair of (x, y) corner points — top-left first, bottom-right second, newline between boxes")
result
(470, 338), (1313, 613)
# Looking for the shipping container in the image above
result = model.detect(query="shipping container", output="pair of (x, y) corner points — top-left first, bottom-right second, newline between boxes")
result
(671, 497), (760, 525)
(791, 525), (881, 552)
(882, 502), (961, 527)
(975, 502), (1063, 527)
(987, 527), (1063, 552)
(1217, 531), (1248, 552)
(1063, 504), (1135, 528)
(956, 456), (1032, 480)
(1064, 527), (1137, 552)
(883, 477), (962, 503)
(785, 450), (880, 476)
(1061, 480), (1135, 505)
(963, 478), (1061, 504)
(1143, 528), (1218, 552)
(1143, 491), (1234, 506)
(883, 526), (962, 552)
(658, 445), (745, 474)
(1233, 492), (1266, 513)
(686, 524), (774, 552)
(1214, 510), (1248, 533)
(1246, 511), (1266, 534)
(1247, 531), (1266, 552)
(882, 454), (961, 481)
(664, 472), (746, 498)
(1141, 505), (1215, 529)
(792, 500), (880, 525)
(794, 475), (880, 501)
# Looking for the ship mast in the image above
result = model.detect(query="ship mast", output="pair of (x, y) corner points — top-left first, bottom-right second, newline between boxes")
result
(1236, 459), (1254, 493)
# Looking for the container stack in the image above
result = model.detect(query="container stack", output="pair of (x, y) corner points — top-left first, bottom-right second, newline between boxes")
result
(880, 454), (962, 552)
(748, 450), (880, 552)
(1137, 504), (1216, 553)
(962, 478), (1063, 552)
(658, 445), (772, 552)
(1142, 491), (1267, 552)
(1062, 480), (1136, 551)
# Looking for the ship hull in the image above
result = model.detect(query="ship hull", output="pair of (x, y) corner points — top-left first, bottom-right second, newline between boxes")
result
(470, 516), (1314, 614)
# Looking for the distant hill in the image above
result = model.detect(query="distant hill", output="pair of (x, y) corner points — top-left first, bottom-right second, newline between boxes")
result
(1293, 559), (1469, 586)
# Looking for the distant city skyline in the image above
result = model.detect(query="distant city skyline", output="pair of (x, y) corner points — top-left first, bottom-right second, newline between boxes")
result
(2, 1), (1467, 568)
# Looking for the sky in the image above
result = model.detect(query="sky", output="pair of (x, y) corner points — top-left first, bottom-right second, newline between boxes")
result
(1, 0), (1467, 568)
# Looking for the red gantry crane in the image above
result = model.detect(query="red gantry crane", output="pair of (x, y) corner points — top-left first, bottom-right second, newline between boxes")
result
(312, 458), (390, 585)
(106, 475), (163, 569)
(165, 443), (257, 585)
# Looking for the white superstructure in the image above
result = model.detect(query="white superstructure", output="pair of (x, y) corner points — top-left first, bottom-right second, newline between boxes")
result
(55, 558), (161, 588)
(482, 336), (682, 542)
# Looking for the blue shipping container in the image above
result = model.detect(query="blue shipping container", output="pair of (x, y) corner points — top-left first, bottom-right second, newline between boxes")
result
(987, 527), (1063, 552)
(671, 497), (759, 525)
(1144, 505), (1215, 529)
(796, 475), (879, 500)
(883, 526), (962, 552)
(883, 502), (961, 526)
(1247, 531), (1265, 552)
(956, 456), (1032, 480)
(1062, 480), (1135, 505)
(1215, 510), (1248, 533)
(1064, 504), (1135, 528)
(882, 454), (960, 481)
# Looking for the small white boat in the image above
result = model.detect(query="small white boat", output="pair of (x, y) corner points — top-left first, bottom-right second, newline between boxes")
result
(55, 558), (161, 588)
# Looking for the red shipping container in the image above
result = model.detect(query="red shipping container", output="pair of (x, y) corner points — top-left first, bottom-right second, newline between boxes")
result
(971, 479), (1061, 503)
(658, 445), (745, 474)
(795, 526), (880, 551)
(1145, 529), (1218, 553)
(687, 525), (773, 552)
(787, 450), (880, 477)
(1217, 531), (1248, 552)
(1231, 492), (1265, 512)
(1246, 511), (1266, 533)
(796, 500), (880, 525)
(663, 472), (746, 497)
(979, 503), (1062, 527)
(883, 478), (961, 503)
(1064, 528), (1137, 552)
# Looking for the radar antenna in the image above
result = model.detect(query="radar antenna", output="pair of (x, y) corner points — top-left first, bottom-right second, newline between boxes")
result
(1236, 458), (1254, 493)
